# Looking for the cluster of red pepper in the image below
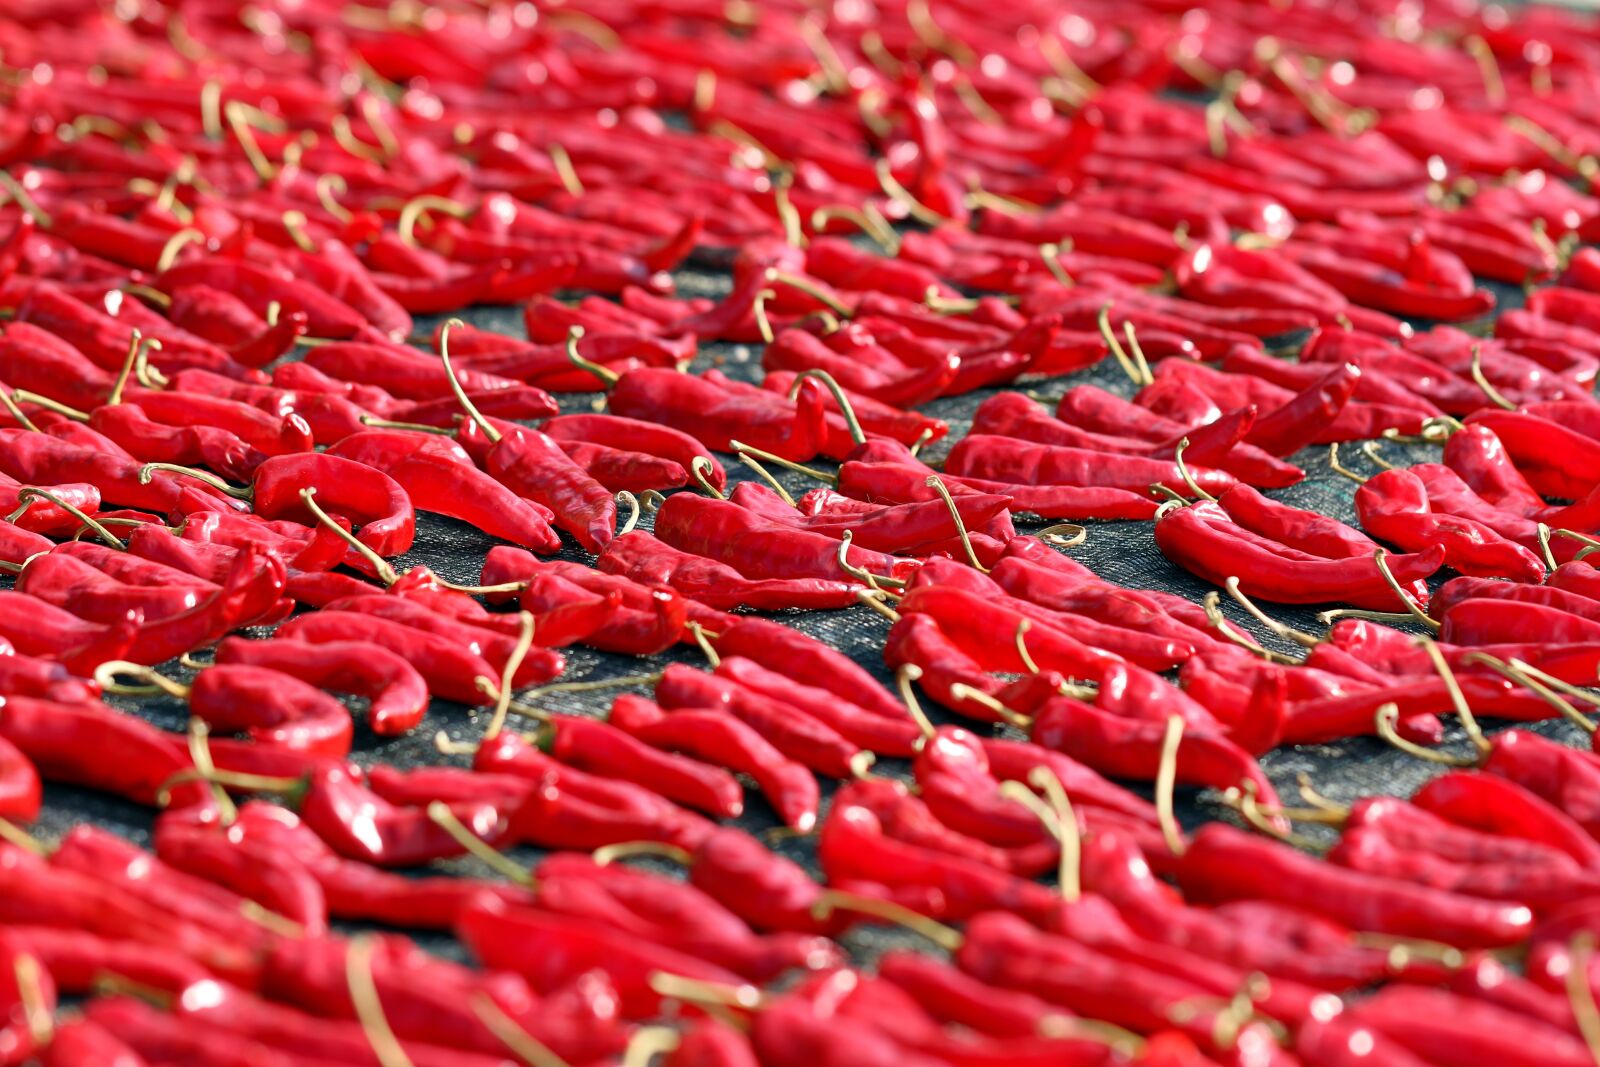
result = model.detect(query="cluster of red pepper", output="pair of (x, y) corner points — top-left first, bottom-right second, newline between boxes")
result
(9, 0), (1600, 1064)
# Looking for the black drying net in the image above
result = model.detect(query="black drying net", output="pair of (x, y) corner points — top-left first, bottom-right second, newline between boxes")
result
(31, 264), (1591, 965)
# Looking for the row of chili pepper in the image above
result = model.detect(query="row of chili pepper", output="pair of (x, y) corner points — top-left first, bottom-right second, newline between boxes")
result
(13, 0), (1600, 1064)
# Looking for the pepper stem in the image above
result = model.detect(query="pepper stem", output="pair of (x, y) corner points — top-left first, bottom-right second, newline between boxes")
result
(1468, 344), (1516, 411)
(909, 426), (934, 458)
(1374, 703), (1476, 766)
(1173, 438), (1216, 501)
(1467, 652), (1597, 736)
(564, 325), (619, 388)
(1511, 658), (1600, 711)
(315, 173), (352, 222)
(470, 996), (570, 1067)
(1122, 321), (1155, 386)
(836, 530), (906, 588)
(94, 660), (191, 700)
(1537, 523), (1560, 572)
(11, 390), (89, 422)
(733, 450), (794, 505)
(895, 665), (936, 740)
(687, 456), (727, 499)
(397, 193), (470, 247)
(772, 173), (806, 250)
(810, 889), (963, 951)
(687, 621), (721, 667)
(1417, 637), (1490, 756)
(108, 328), (153, 406)
(0, 391), (40, 433)
(925, 475), (988, 573)
(874, 159), (947, 227)
(0, 817), (48, 857)
(1039, 243), (1075, 288)
(810, 205), (898, 253)
(425, 802), (534, 886)
(1372, 548), (1440, 632)
(186, 718), (239, 826)
(786, 369), (865, 446)
(750, 288), (777, 344)
(155, 768), (305, 807)
(481, 612), (536, 741)
(647, 973), (766, 1010)
(1037, 523), (1088, 547)
(11, 955), (51, 1050)
(763, 269), (852, 318)
(1295, 773), (1352, 817)
(9, 488), (125, 549)
(857, 588), (902, 622)
(1202, 592), (1302, 666)
(138, 462), (249, 498)
(0, 171), (52, 227)
(621, 1027), (681, 1067)
(155, 227), (205, 272)
(592, 840), (693, 867)
(728, 440), (834, 484)
(923, 287), (983, 315)
(438, 318), (501, 443)
(1359, 440), (1396, 471)
(615, 492), (641, 536)
(1226, 781), (1322, 851)
(1014, 620), (1041, 674)
(518, 674), (663, 700)
(1566, 934), (1600, 1064)
(1155, 715), (1188, 856)
(946, 683), (1032, 729)
(298, 487), (397, 584)
(358, 415), (454, 434)
(1327, 443), (1368, 483)
(345, 935), (414, 1067)
(1096, 303), (1146, 387)
(1224, 577), (1319, 648)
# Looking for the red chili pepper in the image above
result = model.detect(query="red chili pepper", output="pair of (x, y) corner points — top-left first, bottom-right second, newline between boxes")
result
(459, 895), (744, 1020)
(1346, 986), (1589, 1067)
(150, 807), (328, 935)
(216, 639), (432, 739)
(152, 451), (414, 558)
(598, 530), (859, 610)
(325, 429), (562, 553)
(947, 434), (1236, 498)
(608, 367), (827, 461)
(1355, 468), (1546, 583)
(1157, 499), (1445, 610)
(610, 693), (817, 831)
(1176, 823), (1533, 948)
(656, 663), (865, 778)
(155, 257), (367, 338)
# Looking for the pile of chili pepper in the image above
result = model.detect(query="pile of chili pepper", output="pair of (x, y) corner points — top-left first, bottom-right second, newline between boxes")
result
(13, 0), (1600, 1063)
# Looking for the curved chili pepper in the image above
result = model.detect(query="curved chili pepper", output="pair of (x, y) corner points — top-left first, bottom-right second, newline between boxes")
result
(656, 663), (863, 778)
(324, 429), (561, 553)
(610, 694), (818, 832)
(151, 807), (328, 935)
(272, 611), (501, 708)
(217, 639), (432, 739)
(86, 404), (265, 482)
(1355, 468), (1546, 583)
(609, 367), (826, 461)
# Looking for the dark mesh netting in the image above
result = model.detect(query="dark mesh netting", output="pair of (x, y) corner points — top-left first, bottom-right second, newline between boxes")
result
(32, 265), (1590, 965)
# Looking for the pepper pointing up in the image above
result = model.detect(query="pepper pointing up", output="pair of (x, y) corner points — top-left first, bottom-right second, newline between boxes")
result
(438, 319), (618, 554)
